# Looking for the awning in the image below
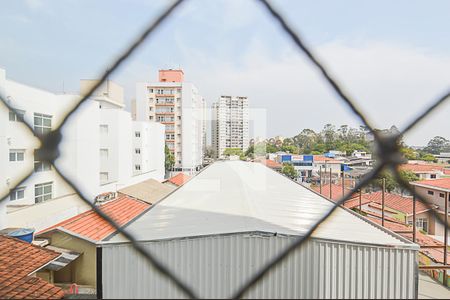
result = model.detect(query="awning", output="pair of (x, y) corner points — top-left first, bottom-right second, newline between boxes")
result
(38, 245), (81, 271)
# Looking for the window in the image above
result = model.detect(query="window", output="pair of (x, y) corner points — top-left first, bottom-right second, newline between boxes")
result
(427, 190), (434, 195)
(149, 88), (153, 93)
(100, 124), (108, 134)
(10, 187), (25, 201)
(431, 174), (437, 179)
(34, 150), (51, 172)
(34, 161), (51, 172)
(35, 182), (52, 203)
(100, 172), (109, 182)
(135, 131), (141, 138)
(135, 164), (141, 171)
(135, 148), (141, 154)
(9, 149), (25, 161)
(149, 107), (153, 111)
(149, 116), (154, 120)
(100, 148), (109, 158)
(440, 193), (445, 198)
(34, 113), (52, 136)
(9, 109), (25, 122)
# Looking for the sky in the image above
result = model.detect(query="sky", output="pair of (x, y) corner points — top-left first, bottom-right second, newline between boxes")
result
(1, 0), (449, 146)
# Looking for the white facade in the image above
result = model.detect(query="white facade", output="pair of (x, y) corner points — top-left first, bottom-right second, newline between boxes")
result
(212, 96), (249, 159)
(135, 81), (206, 174)
(0, 69), (165, 229)
(101, 161), (418, 299)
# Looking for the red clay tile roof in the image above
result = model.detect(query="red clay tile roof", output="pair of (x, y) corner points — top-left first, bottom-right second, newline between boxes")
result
(165, 173), (191, 186)
(413, 178), (450, 191)
(313, 155), (341, 163)
(311, 184), (358, 201)
(38, 196), (150, 242)
(0, 235), (64, 299)
(257, 159), (282, 169)
(359, 191), (434, 215)
(366, 217), (450, 264)
(400, 163), (444, 173)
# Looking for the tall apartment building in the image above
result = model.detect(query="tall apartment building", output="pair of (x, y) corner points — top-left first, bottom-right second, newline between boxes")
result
(0, 69), (165, 229)
(212, 96), (249, 158)
(134, 69), (206, 174)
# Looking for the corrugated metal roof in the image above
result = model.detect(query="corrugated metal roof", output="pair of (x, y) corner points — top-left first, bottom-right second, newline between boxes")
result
(107, 161), (413, 246)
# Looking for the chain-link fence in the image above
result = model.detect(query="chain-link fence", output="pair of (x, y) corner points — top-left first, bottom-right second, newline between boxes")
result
(1, 0), (450, 298)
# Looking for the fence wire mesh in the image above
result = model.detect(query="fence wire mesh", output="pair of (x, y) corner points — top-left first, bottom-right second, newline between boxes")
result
(1, 0), (450, 298)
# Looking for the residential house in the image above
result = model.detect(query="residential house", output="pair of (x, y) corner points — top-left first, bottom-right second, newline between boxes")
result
(400, 163), (446, 180)
(411, 178), (450, 237)
(0, 235), (64, 299)
(36, 196), (150, 290)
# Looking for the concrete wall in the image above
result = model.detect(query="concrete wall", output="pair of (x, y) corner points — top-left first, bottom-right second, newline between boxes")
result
(40, 231), (97, 287)
(0, 69), (94, 208)
(7, 193), (91, 232)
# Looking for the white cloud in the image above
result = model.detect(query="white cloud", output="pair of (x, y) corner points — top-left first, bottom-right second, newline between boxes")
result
(175, 39), (450, 145)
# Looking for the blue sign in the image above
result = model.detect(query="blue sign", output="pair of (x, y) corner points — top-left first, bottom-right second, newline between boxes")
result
(281, 155), (292, 162)
(304, 155), (313, 161)
(341, 164), (352, 172)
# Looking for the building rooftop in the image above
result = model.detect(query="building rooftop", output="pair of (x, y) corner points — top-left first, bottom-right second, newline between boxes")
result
(106, 161), (414, 248)
(359, 191), (435, 215)
(412, 178), (450, 192)
(400, 163), (445, 173)
(311, 183), (357, 202)
(0, 235), (64, 299)
(312, 155), (341, 164)
(164, 173), (191, 187)
(38, 196), (150, 242)
(118, 179), (175, 205)
(255, 159), (282, 169)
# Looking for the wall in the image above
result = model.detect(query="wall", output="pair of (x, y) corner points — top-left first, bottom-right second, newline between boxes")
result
(7, 193), (91, 232)
(0, 69), (96, 209)
(40, 231), (97, 287)
(102, 233), (417, 299)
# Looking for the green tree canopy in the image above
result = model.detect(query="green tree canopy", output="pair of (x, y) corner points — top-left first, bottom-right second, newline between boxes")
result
(281, 163), (297, 180)
(223, 148), (244, 157)
(164, 145), (174, 171)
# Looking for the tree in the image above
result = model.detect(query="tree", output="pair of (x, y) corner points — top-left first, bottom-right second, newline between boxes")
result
(223, 148), (244, 157)
(424, 136), (450, 154)
(282, 163), (297, 180)
(399, 170), (419, 182)
(420, 153), (437, 162)
(400, 147), (418, 160)
(164, 145), (174, 171)
(372, 169), (419, 193)
(280, 144), (299, 154)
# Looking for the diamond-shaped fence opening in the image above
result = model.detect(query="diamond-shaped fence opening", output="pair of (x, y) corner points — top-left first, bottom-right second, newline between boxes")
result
(1, 0), (450, 298)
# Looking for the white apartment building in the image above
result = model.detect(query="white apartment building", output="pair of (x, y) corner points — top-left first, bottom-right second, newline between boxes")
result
(134, 69), (206, 174)
(212, 95), (249, 159)
(0, 69), (165, 230)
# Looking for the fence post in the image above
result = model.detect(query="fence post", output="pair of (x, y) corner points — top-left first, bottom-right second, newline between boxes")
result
(319, 166), (322, 194)
(413, 186), (416, 243)
(382, 178), (385, 227)
(359, 189), (362, 212)
(445, 192), (448, 287)
(329, 168), (332, 199)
